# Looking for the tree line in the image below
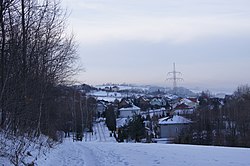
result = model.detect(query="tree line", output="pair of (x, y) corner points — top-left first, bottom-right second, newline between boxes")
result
(177, 85), (250, 147)
(0, 0), (80, 164)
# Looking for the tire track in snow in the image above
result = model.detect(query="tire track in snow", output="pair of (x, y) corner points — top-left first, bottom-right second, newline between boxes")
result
(96, 122), (102, 141)
(100, 122), (107, 141)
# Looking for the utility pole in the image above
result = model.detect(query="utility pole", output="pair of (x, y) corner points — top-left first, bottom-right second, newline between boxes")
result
(167, 63), (183, 94)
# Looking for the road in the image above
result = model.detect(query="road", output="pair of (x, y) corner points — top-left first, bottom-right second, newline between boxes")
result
(84, 121), (111, 142)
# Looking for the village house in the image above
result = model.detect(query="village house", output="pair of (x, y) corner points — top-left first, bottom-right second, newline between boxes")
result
(96, 101), (107, 118)
(117, 105), (141, 118)
(150, 97), (167, 109)
(118, 98), (133, 109)
(135, 96), (150, 111)
(104, 86), (111, 91)
(158, 115), (192, 140)
(180, 98), (199, 108)
(111, 86), (119, 92)
(173, 103), (195, 118)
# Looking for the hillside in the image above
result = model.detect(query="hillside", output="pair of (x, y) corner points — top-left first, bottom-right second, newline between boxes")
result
(35, 122), (250, 166)
(36, 140), (250, 166)
(2, 122), (250, 166)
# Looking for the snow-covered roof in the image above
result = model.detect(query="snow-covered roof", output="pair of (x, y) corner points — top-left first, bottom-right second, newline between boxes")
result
(97, 96), (121, 102)
(181, 98), (194, 104)
(187, 98), (198, 103)
(119, 105), (140, 111)
(158, 115), (192, 125)
(141, 108), (166, 118)
(164, 94), (179, 100)
(116, 118), (130, 128)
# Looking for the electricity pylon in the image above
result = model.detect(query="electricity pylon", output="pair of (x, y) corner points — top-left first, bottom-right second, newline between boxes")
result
(167, 63), (183, 93)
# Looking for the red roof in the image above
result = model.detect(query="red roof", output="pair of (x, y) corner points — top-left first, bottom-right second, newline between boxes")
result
(187, 98), (198, 103)
(175, 103), (191, 109)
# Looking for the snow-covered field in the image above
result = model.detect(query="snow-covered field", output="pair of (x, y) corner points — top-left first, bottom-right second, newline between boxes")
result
(2, 122), (250, 166)
(88, 90), (123, 102)
(95, 85), (150, 91)
(36, 140), (250, 166)
(34, 122), (250, 166)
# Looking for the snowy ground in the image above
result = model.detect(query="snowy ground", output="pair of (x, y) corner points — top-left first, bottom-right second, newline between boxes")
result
(35, 122), (250, 166)
(36, 140), (250, 166)
(2, 122), (250, 165)
(88, 90), (123, 102)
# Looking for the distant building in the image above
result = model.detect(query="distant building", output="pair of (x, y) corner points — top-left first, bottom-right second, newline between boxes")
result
(180, 98), (199, 108)
(118, 105), (141, 118)
(136, 96), (150, 111)
(104, 86), (111, 91)
(96, 102), (107, 118)
(118, 98), (133, 109)
(150, 98), (167, 109)
(112, 86), (119, 92)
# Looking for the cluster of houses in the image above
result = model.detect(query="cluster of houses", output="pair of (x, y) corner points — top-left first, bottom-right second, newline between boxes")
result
(95, 93), (200, 142)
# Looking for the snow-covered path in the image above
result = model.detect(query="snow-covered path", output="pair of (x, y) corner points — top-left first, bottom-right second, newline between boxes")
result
(36, 122), (250, 166)
(36, 121), (115, 166)
(83, 121), (115, 142)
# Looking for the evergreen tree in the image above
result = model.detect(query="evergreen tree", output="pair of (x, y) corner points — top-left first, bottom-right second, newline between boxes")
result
(105, 105), (116, 132)
(128, 114), (145, 142)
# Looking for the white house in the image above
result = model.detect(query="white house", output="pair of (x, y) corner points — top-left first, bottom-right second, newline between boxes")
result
(118, 105), (141, 118)
(158, 115), (192, 139)
(180, 98), (198, 108)
(150, 98), (166, 107)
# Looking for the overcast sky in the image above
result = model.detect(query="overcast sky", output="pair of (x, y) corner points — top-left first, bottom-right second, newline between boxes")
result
(62, 0), (250, 93)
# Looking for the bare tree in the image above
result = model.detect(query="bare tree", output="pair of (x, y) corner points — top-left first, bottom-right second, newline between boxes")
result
(0, 0), (79, 164)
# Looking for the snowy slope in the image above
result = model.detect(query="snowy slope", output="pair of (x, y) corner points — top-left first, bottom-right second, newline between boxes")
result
(88, 90), (123, 102)
(35, 122), (250, 166)
(36, 141), (250, 166)
(0, 156), (11, 166)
